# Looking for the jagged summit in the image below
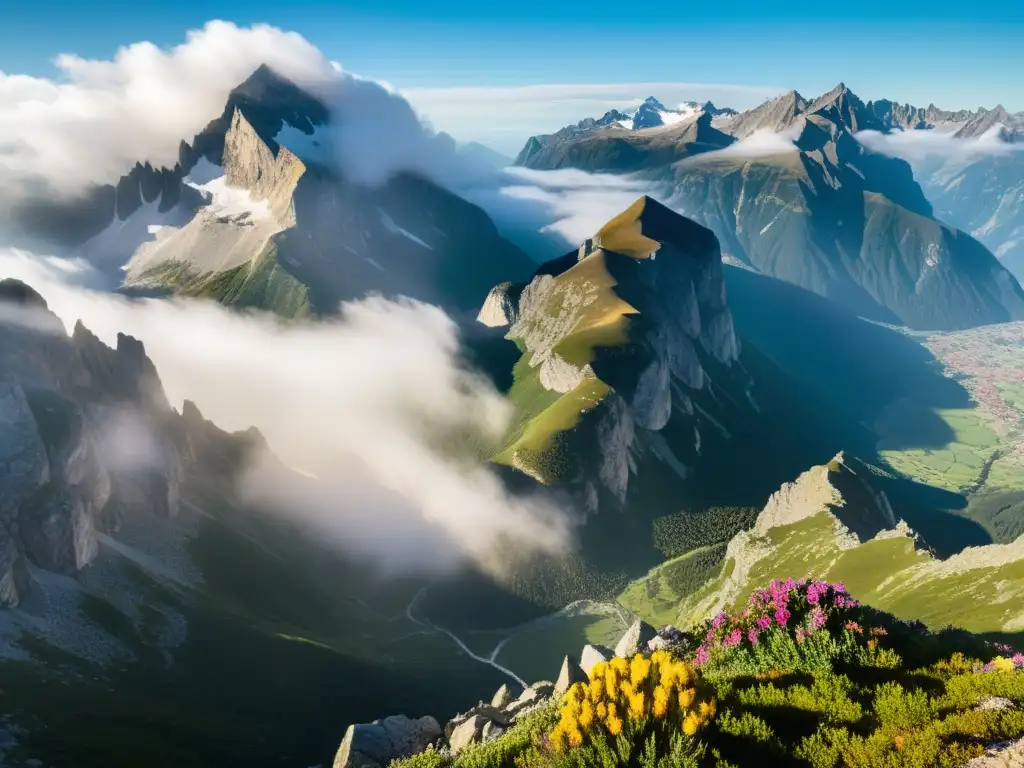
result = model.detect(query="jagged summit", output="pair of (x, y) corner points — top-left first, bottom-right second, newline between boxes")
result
(478, 196), (743, 509)
(587, 196), (720, 261)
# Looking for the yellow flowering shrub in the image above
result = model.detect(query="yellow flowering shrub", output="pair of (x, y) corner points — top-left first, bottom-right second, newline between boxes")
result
(548, 650), (716, 751)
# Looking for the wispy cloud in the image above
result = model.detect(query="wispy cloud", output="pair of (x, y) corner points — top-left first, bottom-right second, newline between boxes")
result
(404, 82), (784, 155)
(856, 126), (1024, 163)
(0, 22), (338, 198)
(0, 248), (574, 577)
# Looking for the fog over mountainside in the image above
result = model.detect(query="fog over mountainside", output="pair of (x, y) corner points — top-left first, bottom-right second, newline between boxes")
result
(2, 18), (1024, 768)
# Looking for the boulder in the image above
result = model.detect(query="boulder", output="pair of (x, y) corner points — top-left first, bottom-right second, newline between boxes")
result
(448, 714), (486, 754)
(334, 715), (441, 768)
(490, 682), (521, 709)
(554, 655), (587, 696)
(646, 626), (687, 653)
(580, 644), (613, 678)
(614, 619), (658, 658)
(516, 681), (554, 704)
(444, 705), (509, 739)
(505, 682), (555, 720)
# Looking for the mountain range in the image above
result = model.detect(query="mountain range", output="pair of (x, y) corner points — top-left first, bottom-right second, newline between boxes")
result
(3, 63), (1024, 768)
(514, 84), (1024, 331)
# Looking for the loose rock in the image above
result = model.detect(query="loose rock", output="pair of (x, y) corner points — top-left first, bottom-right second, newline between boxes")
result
(333, 715), (441, 768)
(580, 644), (612, 678)
(448, 715), (486, 754)
(553, 655), (587, 696)
(614, 619), (657, 658)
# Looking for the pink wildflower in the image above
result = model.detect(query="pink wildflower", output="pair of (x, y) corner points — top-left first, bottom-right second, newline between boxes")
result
(748, 628), (760, 646)
(774, 607), (791, 627)
(809, 606), (827, 632)
(723, 628), (742, 647)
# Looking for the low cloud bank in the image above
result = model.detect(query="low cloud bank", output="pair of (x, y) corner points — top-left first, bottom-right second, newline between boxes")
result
(459, 167), (669, 249)
(856, 126), (1024, 163)
(0, 249), (574, 577)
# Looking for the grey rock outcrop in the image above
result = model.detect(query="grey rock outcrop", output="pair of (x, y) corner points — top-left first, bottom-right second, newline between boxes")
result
(0, 380), (51, 522)
(580, 644), (612, 677)
(553, 655), (587, 695)
(963, 736), (1024, 768)
(490, 683), (521, 709)
(0, 278), (190, 603)
(614, 619), (658, 658)
(448, 715), (486, 755)
(333, 715), (441, 768)
(646, 626), (688, 653)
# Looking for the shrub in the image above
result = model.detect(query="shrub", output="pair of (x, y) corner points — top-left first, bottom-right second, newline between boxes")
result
(693, 579), (893, 677)
(545, 652), (716, 766)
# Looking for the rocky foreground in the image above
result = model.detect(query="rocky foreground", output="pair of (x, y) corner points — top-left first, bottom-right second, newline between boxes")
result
(333, 618), (671, 768)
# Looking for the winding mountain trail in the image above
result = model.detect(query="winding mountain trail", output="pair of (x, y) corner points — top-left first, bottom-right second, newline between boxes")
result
(404, 588), (528, 687)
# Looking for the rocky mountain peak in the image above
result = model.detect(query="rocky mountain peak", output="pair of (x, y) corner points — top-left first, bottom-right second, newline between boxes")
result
(593, 196), (720, 262)
(479, 197), (741, 504)
(221, 106), (306, 226)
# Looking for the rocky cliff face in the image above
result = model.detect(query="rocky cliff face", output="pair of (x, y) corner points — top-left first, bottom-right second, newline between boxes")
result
(668, 88), (1024, 330)
(0, 279), (185, 606)
(481, 197), (750, 518)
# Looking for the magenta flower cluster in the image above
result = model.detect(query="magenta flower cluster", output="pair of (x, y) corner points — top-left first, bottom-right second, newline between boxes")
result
(694, 578), (863, 666)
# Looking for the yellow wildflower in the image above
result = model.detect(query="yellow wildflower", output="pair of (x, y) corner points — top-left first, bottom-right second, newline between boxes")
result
(652, 686), (671, 719)
(590, 661), (607, 680)
(579, 700), (594, 729)
(619, 680), (636, 702)
(588, 677), (604, 703)
(682, 712), (701, 736)
(650, 649), (671, 667)
(628, 691), (646, 719)
(678, 688), (695, 709)
(606, 715), (623, 736)
(993, 656), (1015, 673)
(567, 726), (583, 747)
(567, 682), (586, 703)
(674, 663), (693, 688)
(550, 724), (568, 751)
(605, 667), (620, 696)
(630, 655), (651, 687)
(610, 656), (629, 674)
(699, 699), (717, 719)
(596, 701), (608, 719)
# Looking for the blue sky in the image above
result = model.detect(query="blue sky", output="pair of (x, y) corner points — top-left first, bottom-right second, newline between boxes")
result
(2, 0), (1022, 153)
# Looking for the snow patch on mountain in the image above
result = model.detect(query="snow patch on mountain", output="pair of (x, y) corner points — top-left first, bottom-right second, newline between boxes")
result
(76, 200), (196, 275)
(188, 176), (273, 223)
